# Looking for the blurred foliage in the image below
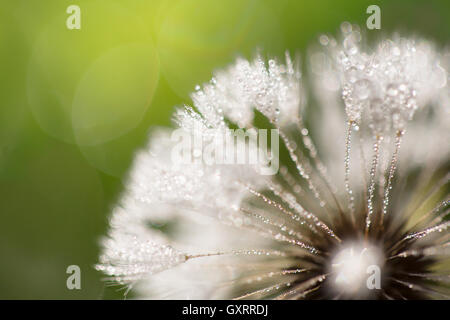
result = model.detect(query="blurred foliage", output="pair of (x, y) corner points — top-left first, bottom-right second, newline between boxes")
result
(0, 0), (449, 299)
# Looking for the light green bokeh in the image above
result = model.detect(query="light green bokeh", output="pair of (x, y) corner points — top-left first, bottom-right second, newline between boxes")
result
(27, 1), (156, 144)
(72, 42), (159, 146)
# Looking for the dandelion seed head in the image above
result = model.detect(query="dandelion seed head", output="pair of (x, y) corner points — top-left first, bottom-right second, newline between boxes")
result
(97, 24), (450, 300)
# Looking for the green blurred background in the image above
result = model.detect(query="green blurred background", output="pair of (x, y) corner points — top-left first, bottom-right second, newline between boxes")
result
(0, 0), (448, 299)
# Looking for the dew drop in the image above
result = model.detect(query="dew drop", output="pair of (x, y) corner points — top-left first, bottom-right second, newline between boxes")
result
(346, 67), (358, 84)
(340, 22), (352, 34)
(319, 34), (329, 46)
(354, 79), (371, 100)
(387, 84), (398, 96)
